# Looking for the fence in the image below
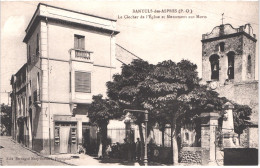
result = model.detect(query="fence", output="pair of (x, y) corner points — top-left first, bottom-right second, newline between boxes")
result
(107, 127), (172, 147)
(107, 128), (126, 144)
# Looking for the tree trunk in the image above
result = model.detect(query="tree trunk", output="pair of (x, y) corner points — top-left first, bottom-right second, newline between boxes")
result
(238, 133), (241, 145)
(138, 123), (144, 161)
(162, 126), (165, 147)
(172, 118), (178, 165)
(100, 123), (108, 157)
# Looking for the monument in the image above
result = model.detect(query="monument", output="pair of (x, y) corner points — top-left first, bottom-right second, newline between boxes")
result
(222, 102), (239, 148)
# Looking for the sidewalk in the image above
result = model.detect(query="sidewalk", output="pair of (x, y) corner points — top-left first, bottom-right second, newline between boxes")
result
(47, 154), (166, 166)
(6, 136), (164, 166)
(47, 154), (123, 166)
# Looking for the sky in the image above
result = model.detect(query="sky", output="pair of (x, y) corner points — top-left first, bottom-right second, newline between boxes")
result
(0, 0), (259, 104)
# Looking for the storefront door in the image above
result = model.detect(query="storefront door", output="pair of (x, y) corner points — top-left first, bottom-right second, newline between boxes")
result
(60, 127), (70, 153)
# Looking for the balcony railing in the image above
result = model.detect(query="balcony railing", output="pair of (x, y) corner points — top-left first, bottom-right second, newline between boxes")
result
(70, 49), (93, 62)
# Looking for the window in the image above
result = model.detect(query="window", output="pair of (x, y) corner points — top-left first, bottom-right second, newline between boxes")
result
(74, 35), (85, 50)
(36, 34), (39, 56)
(185, 132), (189, 141)
(75, 71), (91, 93)
(28, 45), (31, 63)
(36, 72), (40, 100)
(209, 54), (220, 80)
(29, 109), (32, 131)
(219, 42), (225, 52)
(247, 55), (252, 75)
(29, 80), (32, 96)
(227, 52), (235, 80)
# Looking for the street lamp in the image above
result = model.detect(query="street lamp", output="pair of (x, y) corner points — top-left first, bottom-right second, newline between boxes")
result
(123, 109), (148, 166)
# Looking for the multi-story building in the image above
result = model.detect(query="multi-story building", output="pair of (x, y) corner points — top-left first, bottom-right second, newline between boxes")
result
(10, 64), (28, 145)
(10, 3), (138, 155)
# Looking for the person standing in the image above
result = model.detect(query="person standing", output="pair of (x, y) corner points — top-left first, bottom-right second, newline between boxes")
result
(135, 138), (141, 162)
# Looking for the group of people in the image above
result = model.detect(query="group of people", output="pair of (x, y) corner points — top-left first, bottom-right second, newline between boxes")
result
(121, 138), (142, 162)
(103, 138), (143, 162)
(98, 137), (144, 162)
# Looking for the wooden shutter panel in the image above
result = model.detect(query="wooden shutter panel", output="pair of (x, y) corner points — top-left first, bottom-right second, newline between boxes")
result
(78, 37), (82, 50)
(74, 35), (78, 49)
(74, 35), (85, 50)
(75, 71), (91, 93)
(81, 37), (85, 50)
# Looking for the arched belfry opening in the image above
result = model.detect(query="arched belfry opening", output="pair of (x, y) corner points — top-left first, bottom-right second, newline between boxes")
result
(247, 55), (252, 75)
(227, 51), (235, 80)
(209, 54), (220, 80)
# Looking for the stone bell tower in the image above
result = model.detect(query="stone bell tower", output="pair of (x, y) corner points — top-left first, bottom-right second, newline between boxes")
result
(201, 23), (257, 87)
(201, 23), (258, 148)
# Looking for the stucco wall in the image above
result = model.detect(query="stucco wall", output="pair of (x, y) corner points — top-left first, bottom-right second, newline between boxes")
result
(48, 22), (114, 67)
(48, 60), (70, 102)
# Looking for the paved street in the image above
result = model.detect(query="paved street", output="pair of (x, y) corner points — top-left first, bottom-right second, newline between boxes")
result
(0, 136), (67, 166)
(0, 136), (164, 166)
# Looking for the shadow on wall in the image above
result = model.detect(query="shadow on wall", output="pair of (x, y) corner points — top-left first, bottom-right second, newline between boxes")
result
(32, 105), (43, 152)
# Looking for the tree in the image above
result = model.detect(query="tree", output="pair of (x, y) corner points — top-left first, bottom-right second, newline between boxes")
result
(177, 85), (252, 140)
(88, 94), (120, 157)
(106, 59), (155, 160)
(0, 104), (12, 136)
(106, 59), (252, 164)
(139, 60), (200, 164)
(136, 59), (251, 164)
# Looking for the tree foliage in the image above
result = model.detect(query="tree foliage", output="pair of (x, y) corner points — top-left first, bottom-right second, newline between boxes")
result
(105, 59), (252, 163)
(88, 94), (120, 127)
(0, 104), (12, 136)
(88, 94), (120, 157)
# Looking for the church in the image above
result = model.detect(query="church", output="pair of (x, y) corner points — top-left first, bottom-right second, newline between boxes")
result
(201, 23), (258, 148)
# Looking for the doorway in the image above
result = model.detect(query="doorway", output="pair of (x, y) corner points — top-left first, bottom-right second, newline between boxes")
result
(54, 122), (77, 154)
(60, 127), (70, 153)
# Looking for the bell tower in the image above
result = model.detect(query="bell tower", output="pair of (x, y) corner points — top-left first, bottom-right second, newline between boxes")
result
(201, 23), (257, 88)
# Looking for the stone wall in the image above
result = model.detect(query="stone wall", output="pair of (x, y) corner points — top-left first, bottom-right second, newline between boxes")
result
(216, 81), (258, 148)
(179, 147), (202, 164)
(240, 127), (249, 148)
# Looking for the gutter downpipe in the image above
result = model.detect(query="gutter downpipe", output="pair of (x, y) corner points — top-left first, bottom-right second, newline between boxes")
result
(46, 17), (51, 155)
(110, 30), (115, 81)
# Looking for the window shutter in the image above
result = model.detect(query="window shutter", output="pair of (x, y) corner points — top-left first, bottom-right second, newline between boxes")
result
(75, 71), (91, 93)
(81, 37), (85, 50)
(78, 37), (82, 50)
(74, 36), (78, 49)
(74, 35), (85, 50)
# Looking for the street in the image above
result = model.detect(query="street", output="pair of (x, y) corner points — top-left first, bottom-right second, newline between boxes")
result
(0, 136), (67, 166)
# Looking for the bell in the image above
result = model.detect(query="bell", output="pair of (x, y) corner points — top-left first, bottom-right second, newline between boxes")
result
(213, 64), (217, 71)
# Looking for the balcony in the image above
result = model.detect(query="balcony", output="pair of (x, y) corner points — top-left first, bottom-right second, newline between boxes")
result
(70, 49), (93, 62)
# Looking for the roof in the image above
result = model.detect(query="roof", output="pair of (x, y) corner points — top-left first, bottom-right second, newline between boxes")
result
(115, 44), (142, 65)
(24, 3), (119, 42)
(39, 3), (117, 22)
(202, 23), (257, 43)
(15, 63), (27, 76)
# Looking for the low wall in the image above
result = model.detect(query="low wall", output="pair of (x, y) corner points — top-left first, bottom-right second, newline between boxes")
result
(179, 147), (202, 164)
(224, 148), (258, 165)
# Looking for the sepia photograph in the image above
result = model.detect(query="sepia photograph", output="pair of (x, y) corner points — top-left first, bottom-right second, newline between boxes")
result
(0, 0), (259, 166)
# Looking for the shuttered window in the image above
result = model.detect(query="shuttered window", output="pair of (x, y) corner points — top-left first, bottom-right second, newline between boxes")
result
(75, 71), (91, 93)
(74, 35), (85, 50)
